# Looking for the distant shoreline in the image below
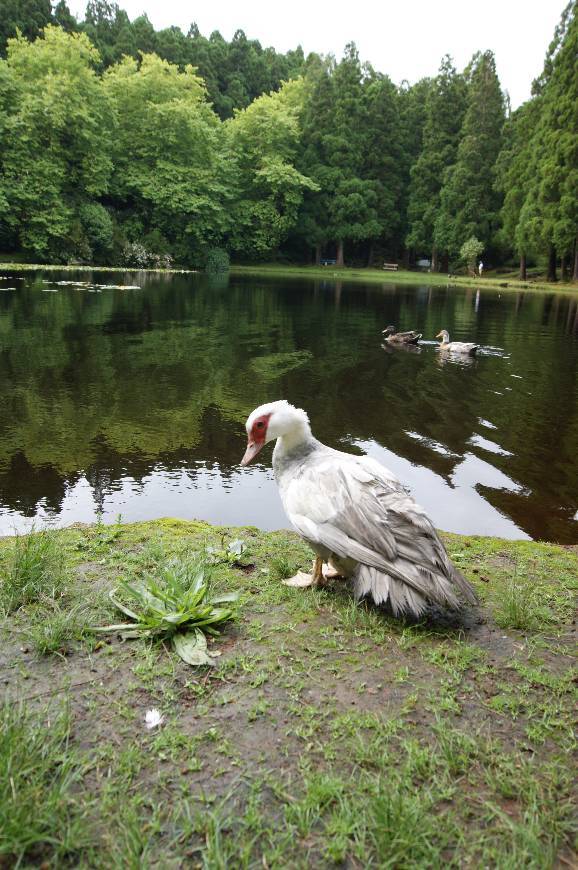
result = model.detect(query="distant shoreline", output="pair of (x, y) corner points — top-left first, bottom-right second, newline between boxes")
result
(1, 260), (576, 295)
(231, 264), (578, 295)
(0, 262), (196, 275)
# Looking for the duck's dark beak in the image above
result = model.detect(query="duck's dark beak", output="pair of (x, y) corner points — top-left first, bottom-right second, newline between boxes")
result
(240, 439), (264, 466)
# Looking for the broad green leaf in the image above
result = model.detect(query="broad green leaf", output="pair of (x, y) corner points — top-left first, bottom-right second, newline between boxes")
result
(173, 630), (216, 666)
(210, 592), (239, 604)
(108, 591), (140, 621)
(93, 622), (137, 633)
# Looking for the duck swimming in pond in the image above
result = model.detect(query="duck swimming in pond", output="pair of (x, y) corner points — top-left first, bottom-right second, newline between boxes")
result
(435, 330), (479, 355)
(382, 326), (422, 345)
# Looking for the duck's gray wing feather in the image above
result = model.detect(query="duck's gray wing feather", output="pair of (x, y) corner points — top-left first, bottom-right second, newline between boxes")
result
(282, 452), (476, 608)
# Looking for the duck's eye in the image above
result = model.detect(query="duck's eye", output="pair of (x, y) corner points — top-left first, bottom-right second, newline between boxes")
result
(256, 421), (265, 429)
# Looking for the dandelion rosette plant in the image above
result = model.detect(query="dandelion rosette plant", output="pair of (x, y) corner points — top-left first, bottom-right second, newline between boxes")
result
(94, 557), (238, 666)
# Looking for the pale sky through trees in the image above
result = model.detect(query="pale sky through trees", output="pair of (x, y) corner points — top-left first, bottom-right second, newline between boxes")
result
(68, 0), (564, 108)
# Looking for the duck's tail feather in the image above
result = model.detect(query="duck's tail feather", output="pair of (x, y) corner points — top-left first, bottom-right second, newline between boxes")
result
(353, 562), (473, 617)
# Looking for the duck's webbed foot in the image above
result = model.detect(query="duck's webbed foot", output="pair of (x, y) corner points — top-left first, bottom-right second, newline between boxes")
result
(282, 571), (315, 588)
(322, 562), (345, 580)
(283, 556), (325, 588)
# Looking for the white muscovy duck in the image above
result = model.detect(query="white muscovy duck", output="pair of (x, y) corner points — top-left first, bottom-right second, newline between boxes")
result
(240, 400), (477, 617)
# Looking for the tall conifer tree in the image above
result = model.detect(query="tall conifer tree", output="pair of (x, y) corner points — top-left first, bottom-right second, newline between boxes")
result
(435, 51), (505, 264)
(406, 56), (466, 270)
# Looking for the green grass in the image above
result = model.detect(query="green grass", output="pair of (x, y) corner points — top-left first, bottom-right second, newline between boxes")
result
(0, 527), (69, 614)
(268, 553), (297, 581)
(492, 575), (547, 630)
(231, 263), (578, 295)
(0, 702), (90, 867)
(0, 518), (576, 867)
(27, 601), (84, 656)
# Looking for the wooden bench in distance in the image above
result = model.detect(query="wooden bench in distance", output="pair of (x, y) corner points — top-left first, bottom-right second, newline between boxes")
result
(383, 263), (399, 271)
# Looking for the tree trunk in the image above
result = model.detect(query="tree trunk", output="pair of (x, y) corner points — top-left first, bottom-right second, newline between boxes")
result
(440, 252), (449, 273)
(519, 252), (527, 281)
(403, 247), (411, 269)
(314, 243), (321, 266)
(547, 245), (557, 282)
(431, 245), (438, 272)
(366, 242), (374, 268)
(336, 240), (344, 267)
(561, 255), (568, 281)
(573, 235), (578, 281)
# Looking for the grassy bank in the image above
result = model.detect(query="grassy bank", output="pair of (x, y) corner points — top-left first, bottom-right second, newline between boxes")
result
(231, 264), (578, 295)
(1, 518), (576, 867)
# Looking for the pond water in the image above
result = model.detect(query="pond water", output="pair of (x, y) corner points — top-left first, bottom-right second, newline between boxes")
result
(0, 269), (577, 542)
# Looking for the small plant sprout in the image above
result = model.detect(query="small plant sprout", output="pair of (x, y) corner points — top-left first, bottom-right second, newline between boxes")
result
(206, 536), (248, 566)
(94, 555), (238, 666)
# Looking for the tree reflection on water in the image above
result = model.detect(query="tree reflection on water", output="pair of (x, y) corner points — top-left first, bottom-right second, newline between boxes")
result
(0, 270), (577, 542)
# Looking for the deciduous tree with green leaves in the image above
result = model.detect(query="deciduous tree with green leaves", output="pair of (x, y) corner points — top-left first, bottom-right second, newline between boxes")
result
(226, 78), (317, 259)
(103, 52), (229, 264)
(0, 26), (114, 261)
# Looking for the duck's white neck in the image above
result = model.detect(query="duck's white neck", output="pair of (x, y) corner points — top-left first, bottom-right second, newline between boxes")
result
(273, 419), (313, 459)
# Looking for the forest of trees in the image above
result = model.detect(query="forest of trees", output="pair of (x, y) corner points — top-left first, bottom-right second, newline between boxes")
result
(0, 0), (576, 277)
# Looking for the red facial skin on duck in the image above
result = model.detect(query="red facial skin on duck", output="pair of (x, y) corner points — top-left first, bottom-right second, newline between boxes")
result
(241, 414), (271, 465)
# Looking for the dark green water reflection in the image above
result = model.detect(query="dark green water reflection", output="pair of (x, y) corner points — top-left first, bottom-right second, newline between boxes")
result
(0, 270), (577, 541)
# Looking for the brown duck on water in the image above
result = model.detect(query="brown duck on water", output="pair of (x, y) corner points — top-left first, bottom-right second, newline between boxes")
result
(382, 325), (422, 345)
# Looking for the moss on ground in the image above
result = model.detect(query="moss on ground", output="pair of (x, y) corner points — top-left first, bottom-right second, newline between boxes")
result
(1, 518), (576, 867)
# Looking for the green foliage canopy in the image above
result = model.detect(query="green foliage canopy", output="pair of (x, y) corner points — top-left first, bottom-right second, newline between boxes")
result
(0, 26), (114, 261)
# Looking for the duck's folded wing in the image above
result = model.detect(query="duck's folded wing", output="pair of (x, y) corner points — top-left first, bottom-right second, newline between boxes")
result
(284, 453), (476, 604)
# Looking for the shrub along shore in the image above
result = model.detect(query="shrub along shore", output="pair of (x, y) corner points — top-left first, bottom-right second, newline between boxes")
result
(1, 518), (576, 866)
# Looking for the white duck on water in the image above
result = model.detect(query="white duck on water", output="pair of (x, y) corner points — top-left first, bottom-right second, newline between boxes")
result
(436, 330), (479, 356)
(241, 401), (477, 617)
